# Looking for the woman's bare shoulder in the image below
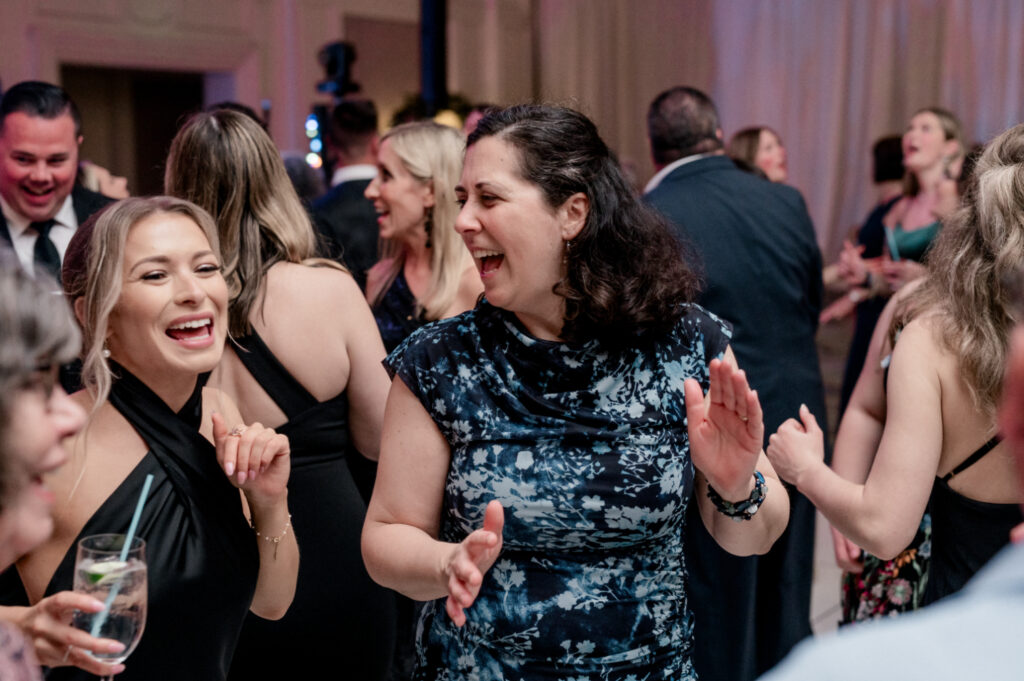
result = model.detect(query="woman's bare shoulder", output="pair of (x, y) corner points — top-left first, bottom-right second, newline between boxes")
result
(266, 261), (360, 299)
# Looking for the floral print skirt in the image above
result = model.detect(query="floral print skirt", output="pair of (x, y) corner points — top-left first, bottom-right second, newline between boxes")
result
(840, 513), (931, 623)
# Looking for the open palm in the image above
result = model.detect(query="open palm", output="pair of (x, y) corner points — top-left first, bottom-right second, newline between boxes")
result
(684, 358), (764, 499)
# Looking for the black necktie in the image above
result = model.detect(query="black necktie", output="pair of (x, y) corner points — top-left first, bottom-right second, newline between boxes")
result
(31, 219), (62, 284)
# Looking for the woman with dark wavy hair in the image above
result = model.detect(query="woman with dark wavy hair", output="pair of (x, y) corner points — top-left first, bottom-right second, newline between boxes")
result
(362, 104), (789, 680)
(768, 122), (1024, 606)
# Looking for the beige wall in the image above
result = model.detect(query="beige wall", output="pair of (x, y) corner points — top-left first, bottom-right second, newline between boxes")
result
(0, 0), (421, 154)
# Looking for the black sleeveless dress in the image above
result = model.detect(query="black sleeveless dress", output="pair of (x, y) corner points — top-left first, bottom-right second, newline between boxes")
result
(0, 365), (259, 681)
(924, 435), (1023, 604)
(373, 271), (427, 354)
(226, 332), (396, 681)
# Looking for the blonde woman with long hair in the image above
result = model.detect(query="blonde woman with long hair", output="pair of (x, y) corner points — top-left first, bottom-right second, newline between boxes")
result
(1, 197), (297, 681)
(767, 123), (1024, 605)
(165, 109), (396, 681)
(365, 121), (482, 352)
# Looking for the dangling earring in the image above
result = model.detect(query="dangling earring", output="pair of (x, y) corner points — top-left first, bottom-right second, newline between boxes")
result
(424, 206), (434, 249)
(563, 239), (572, 266)
(102, 346), (111, 359)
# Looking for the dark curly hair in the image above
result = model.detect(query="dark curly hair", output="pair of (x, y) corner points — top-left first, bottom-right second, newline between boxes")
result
(468, 104), (700, 345)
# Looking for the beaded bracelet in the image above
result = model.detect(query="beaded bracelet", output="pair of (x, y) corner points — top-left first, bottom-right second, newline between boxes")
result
(707, 471), (766, 522)
(251, 513), (292, 559)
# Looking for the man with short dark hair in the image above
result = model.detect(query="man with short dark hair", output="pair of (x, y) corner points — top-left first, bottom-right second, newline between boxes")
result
(0, 81), (112, 284)
(312, 98), (380, 288)
(645, 85), (827, 681)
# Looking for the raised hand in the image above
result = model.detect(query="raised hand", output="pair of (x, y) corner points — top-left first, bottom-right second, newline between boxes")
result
(444, 500), (504, 627)
(766, 404), (825, 487)
(212, 412), (291, 506)
(837, 240), (868, 286)
(684, 358), (764, 500)
(15, 591), (127, 676)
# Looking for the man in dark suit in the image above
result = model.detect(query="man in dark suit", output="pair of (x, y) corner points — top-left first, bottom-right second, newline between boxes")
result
(645, 86), (827, 681)
(311, 98), (380, 289)
(0, 81), (112, 284)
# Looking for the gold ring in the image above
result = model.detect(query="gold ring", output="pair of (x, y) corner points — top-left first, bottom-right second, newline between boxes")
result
(229, 425), (247, 437)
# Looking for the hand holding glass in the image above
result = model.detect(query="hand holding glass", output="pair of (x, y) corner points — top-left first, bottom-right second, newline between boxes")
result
(72, 534), (147, 679)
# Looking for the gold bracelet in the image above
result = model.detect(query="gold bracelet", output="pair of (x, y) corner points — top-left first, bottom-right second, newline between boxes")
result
(251, 513), (292, 559)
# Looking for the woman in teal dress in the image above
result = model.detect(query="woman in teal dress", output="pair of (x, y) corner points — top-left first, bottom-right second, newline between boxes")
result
(361, 105), (790, 680)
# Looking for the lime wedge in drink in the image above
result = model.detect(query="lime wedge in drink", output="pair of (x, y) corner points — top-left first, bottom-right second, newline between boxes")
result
(87, 560), (129, 585)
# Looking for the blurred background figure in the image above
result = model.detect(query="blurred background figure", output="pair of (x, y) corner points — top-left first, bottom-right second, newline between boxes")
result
(461, 102), (496, 136)
(819, 135), (904, 414)
(312, 97), (381, 289)
(364, 121), (481, 353)
(77, 160), (129, 199)
(828, 110), (963, 417)
(728, 125), (788, 183)
(0, 251), (85, 681)
(281, 152), (326, 204)
(207, 101), (269, 132)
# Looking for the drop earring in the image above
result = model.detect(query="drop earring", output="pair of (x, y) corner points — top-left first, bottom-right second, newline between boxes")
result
(424, 206), (434, 249)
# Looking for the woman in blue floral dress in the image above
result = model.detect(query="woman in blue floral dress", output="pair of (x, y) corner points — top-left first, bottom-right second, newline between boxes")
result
(362, 105), (790, 681)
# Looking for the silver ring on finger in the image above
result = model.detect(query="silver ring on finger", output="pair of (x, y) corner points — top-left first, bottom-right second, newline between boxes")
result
(62, 645), (73, 663)
(229, 425), (247, 437)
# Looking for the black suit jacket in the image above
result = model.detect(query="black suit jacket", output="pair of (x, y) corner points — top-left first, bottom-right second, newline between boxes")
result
(0, 184), (113, 393)
(646, 155), (826, 680)
(0, 183), (114, 255)
(311, 178), (378, 290)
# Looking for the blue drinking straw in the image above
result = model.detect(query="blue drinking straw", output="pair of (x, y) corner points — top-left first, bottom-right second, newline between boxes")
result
(90, 473), (153, 637)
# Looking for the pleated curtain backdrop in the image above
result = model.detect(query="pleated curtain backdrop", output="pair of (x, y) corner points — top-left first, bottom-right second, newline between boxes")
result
(449, 0), (1024, 260)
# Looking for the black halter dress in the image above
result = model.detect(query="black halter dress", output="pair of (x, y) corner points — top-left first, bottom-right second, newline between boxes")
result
(1, 364), (259, 681)
(226, 331), (396, 681)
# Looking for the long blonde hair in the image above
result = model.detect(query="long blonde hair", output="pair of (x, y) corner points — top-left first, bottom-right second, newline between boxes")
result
(62, 197), (222, 410)
(894, 123), (1024, 417)
(368, 121), (469, 320)
(165, 109), (341, 336)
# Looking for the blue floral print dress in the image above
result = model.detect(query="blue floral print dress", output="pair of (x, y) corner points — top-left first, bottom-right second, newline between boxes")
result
(385, 299), (731, 681)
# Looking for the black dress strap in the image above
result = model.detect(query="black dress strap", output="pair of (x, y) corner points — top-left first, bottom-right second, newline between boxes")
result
(941, 434), (1003, 482)
(232, 331), (317, 418)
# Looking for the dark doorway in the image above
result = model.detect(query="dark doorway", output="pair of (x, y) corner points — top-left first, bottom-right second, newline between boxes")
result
(61, 66), (204, 197)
